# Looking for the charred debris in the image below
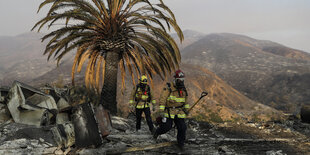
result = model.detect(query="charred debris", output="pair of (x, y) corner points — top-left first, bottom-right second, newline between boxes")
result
(1, 81), (310, 154)
(0, 81), (112, 152)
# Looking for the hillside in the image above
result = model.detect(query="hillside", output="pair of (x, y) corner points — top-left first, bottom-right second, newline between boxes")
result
(182, 33), (310, 112)
(0, 32), (289, 122)
(165, 64), (282, 122)
(31, 62), (282, 123)
(212, 33), (310, 60)
(0, 32), (73, 85)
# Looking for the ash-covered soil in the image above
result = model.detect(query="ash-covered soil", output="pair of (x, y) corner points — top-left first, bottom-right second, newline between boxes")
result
(1, 116), (310, 155)
(76, 116), (310, 155)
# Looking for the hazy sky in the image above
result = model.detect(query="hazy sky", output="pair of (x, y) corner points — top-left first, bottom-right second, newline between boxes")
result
(1, 0), (309, 52)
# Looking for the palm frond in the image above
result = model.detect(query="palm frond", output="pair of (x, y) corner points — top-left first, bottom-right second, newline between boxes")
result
(33, 0), (183, 93)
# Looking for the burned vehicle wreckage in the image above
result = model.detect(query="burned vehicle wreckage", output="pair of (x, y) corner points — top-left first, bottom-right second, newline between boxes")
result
(0, 81), (112, 153)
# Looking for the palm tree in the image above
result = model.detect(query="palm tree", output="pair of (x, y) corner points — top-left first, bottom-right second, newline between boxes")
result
(32, 0), (183, 115)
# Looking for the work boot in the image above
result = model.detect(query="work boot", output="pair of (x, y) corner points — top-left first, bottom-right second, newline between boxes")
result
(153, 131), (159, 139)
(177, 144), (184, 152)
(150, 128), (156, 135)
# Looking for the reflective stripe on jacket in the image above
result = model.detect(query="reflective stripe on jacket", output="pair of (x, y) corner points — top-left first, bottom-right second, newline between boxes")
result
(129, 84), (155, 109)
(159, 82), (189, 119)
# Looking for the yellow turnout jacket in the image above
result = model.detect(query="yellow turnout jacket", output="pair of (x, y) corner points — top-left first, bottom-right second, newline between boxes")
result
(129, 84), (156, 109)
(159, 83), (189, 119)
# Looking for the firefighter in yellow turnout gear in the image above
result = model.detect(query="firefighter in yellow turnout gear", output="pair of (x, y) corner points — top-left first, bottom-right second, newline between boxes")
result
(129, 75), (155, 133)
(153, 70), (189, 150)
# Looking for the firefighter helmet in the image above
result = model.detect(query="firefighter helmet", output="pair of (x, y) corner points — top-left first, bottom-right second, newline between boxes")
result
(174, 70), (185, 79)
(140, 75), (148, 84)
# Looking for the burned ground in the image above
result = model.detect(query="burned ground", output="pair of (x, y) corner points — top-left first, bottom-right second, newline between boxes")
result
(76, 117), (310, 155)
(0, 82), (309, 154)
(1, 111), (310, 154)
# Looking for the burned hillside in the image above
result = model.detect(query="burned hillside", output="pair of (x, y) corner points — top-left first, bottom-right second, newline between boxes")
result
(181, 33), (310, 113)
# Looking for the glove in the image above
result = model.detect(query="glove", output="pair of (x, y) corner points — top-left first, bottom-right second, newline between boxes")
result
(162, 117), (167, 123)
(152, 105), (156, 111)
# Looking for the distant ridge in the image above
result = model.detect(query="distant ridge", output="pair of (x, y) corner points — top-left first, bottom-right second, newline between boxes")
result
(182, 32), (310, 112)
(208, 33), (310, 60)
(172, 29), (205, 50)
(0, 32), (70, 85)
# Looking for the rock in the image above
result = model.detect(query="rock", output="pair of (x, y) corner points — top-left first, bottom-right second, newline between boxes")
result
(266, 150), (285, 155)
(158, 134), (176, 142)
(259, 126), (265, 129)
(111, 116), (131, 131)
(218, 145), (234, 154)
(27, 145), (33, 149)
(125, 129), (132, 134)
(114, 141), (127, 148)
(54, 149), (64, 155)
(30, 140), (39, 147)
(39, 138), (44, 143)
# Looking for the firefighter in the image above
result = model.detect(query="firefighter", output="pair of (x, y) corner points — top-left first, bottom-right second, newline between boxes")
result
(153, 69), (189, 150)
(129, 75), (155, 133)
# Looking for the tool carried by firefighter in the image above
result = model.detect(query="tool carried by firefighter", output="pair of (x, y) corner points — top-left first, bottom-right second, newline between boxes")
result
(127, 109), (136, 119)
(188, 91), (208, 113)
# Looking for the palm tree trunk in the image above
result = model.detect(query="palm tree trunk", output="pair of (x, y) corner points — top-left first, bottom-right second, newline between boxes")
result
(100, 50), (120, 115)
